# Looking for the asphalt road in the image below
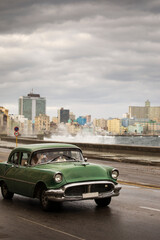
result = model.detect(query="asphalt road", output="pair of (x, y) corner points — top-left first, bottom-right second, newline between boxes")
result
(1, 148), (160, 188)
(0, 185), (160, 240)
(88, 158), (160, 188)
(0, 148), (160, 239)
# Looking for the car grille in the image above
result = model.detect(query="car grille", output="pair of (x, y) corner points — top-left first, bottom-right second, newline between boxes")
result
(65, 183), (114, 197)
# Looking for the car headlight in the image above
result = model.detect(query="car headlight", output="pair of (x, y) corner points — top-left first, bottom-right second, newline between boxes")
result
(111, 169), (119, 180)
(54, 173), (63, 183)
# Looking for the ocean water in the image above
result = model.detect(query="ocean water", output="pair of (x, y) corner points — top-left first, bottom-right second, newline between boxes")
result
(45, 135), (160, 147)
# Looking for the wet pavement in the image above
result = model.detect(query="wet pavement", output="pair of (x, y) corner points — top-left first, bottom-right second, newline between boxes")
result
(0, 185), (160, 240)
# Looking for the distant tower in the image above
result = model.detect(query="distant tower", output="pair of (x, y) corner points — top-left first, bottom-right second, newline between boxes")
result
(19, 92), (46, 121)
(145, 100), (150, 107)
(58, 108), (69, 123)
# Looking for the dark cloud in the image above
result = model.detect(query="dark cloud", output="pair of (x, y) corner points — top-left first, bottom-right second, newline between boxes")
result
(0, 0), (160, 119)
(1, 0), (159, 33)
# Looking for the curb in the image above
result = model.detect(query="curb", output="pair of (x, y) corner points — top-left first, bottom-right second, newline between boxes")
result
(83, 153), (160, 167)
(0, 146), (14, 150)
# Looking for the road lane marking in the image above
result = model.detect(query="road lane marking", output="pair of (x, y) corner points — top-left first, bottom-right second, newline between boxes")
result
(19, 216), (85, 240)
(118, 180), (160, 190)
(140, 206), (160, 212)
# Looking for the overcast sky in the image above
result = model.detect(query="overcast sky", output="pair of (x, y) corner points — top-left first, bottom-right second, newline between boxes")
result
(0, 0), (160, 120)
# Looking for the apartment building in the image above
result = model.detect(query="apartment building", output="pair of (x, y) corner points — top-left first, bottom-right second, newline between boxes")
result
(35, 114), (50, 133)
(107, 118), (121, 134)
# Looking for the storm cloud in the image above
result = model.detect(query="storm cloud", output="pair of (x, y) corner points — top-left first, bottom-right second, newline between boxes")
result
(0, 0), (160, 119)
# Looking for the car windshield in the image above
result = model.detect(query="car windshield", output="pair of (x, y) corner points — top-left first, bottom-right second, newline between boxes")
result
(30, 148), (84, 165)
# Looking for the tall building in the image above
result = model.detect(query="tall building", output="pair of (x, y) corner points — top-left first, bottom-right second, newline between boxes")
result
(19, 92), (46, 121)
(58, 108), (69, 123)
(129, 100), (160, 121)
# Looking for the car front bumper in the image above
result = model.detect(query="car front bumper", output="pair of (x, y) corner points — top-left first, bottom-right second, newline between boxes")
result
(46, 181), (121, 202)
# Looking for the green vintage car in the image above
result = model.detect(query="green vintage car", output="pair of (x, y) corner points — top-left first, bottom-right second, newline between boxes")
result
(0, 143), (121, 210)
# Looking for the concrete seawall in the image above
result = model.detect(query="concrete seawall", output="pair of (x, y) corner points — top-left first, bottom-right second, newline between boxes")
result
(1, 136), (160, 156)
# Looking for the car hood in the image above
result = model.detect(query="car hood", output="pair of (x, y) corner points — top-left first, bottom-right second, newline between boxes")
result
(35, 162), (112, 183)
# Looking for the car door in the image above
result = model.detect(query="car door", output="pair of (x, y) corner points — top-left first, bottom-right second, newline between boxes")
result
(11, 151), (35, 197)
(3, 151), (21, 193)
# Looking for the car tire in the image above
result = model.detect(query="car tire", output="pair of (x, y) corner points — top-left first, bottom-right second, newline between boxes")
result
(94, 197), (111, 207)
(40, 186), (52, 211)
(1, 182), (14, 199)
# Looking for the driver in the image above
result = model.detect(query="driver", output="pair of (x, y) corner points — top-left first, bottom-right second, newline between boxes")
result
(31, 153), (41, 165)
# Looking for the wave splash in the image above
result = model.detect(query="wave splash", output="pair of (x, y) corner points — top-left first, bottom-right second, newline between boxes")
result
(44, 134), (160, 147)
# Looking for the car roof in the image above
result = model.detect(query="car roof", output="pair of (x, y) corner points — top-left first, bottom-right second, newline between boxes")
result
(13, 143), (80, 153)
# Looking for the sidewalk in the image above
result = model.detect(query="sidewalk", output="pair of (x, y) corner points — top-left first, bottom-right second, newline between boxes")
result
(83, 150), (160, 166)
(0, 140), (24, 149)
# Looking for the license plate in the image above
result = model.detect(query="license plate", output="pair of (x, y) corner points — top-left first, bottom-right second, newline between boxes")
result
(82, 192), (99, 199)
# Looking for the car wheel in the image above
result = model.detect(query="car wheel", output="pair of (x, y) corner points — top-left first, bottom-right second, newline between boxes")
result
(94, 197), (111, 207)
(40, 186), (52, 211)
(1, 182), (14, 199)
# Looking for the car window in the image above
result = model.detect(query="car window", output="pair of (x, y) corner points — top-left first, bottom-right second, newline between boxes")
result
(31, 148), (84, 164)
(20, 152), (30, 166)
(9, 152), (20, 165)
(71, 151), (82, 160)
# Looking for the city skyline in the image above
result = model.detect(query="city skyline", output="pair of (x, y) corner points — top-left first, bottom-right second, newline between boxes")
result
(2, 95), (160, 122)
(0, 0), (160, 119)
